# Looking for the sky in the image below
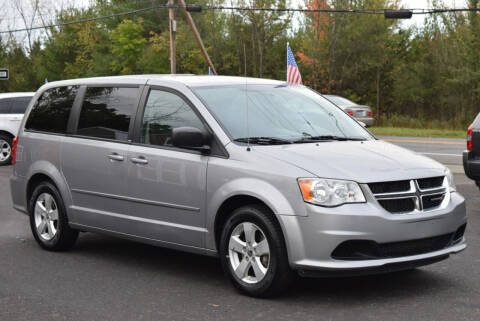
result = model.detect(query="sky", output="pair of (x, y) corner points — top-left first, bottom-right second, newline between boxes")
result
(0, 0), (473, 48)
(402, 0), (468, 27)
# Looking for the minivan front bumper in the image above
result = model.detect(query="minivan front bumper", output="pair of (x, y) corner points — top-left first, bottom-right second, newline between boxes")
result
(278, 192), (467, 274)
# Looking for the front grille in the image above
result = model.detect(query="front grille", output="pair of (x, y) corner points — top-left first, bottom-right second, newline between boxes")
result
(378, 198), (416, 213)
(368, 180), (410, 194)
(422, 193), (445, 210)
(418, 176), (444, 190)
(369, 177), (447, 214)
(332, 233), (456, 260)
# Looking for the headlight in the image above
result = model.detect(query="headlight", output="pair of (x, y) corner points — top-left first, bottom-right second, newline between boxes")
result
(445, 168), (456, 192)
(298, 178), (366, 207)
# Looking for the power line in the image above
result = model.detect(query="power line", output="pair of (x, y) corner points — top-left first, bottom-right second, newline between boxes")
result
(2, 5), (480, 34)
(203, 6), (480, 15)
(0, 4), (171, 34)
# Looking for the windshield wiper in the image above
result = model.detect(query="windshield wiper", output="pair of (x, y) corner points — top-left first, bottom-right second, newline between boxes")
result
(233, 137), (293, 145)
(293, 135), (367, 143)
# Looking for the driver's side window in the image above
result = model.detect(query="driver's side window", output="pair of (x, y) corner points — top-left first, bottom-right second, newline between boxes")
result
(141, 89), (205, 147)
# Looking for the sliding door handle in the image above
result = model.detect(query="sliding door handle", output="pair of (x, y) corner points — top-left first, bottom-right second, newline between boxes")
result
(130, 157), (149, 165)
(107, 153), (124, 162)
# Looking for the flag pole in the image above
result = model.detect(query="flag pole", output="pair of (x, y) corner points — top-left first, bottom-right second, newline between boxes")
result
(286, 42), (289, 82)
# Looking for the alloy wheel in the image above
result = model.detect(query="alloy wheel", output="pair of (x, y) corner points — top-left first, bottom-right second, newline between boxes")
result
(228, 222), (270, 284)
(0, 139), (11, 162)
(34, 193), (59, 241)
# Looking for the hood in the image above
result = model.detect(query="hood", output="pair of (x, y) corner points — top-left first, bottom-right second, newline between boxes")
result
(253, 140), (446, 183)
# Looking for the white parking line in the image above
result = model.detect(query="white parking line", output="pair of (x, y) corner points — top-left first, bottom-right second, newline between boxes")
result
(420, 152), (462, 157)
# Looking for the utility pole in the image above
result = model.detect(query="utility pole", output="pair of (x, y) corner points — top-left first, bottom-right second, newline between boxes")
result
(166, 0), (217, 75)
(178, 0), (217, 75)
(168, 0), (176, 74)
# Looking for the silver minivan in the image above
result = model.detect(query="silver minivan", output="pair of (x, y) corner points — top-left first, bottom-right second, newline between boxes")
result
(10, 75), (467, 297)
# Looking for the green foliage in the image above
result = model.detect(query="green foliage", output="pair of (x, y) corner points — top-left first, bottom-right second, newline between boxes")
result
(110, 19), (147, 74)
(369, 126), (465, 139)
(0, 0), (478, 130)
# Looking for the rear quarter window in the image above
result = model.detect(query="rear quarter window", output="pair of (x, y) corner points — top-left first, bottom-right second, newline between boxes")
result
(25, 86), (78, 133)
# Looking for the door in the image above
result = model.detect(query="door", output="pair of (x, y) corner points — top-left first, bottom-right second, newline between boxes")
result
(125, 88), (209, 248)
(62, 86), (140, 229)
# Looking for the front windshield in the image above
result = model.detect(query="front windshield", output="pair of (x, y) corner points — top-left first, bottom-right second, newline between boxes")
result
(325, 95), (356, 107)
(193, 84), (373, 143)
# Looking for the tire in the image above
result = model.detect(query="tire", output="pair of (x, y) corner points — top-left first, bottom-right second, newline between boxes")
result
(475, 180), (480, 190)
(28, 181), (78, 251)
(219, 204), (294, 297)
(0, 134), (12, 166)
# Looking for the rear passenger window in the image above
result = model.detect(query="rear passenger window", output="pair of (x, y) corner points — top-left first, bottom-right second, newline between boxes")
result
(141, 90), (205, 146)
(0, 99), (11, 114)
(76, 87), (138, 141)
(10, 97), (32, 114)
(25, 86), (78, 133)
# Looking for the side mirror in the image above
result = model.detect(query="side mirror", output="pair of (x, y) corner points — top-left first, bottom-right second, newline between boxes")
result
(358, 121), (367, 128)
(172, 127), (211, 153)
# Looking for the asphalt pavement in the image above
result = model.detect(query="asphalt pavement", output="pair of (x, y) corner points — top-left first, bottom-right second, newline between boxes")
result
(0, 138), (479, 321)
(378, 136), (465, 173)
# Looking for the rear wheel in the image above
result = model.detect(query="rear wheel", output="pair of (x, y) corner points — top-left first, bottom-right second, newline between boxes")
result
(29, 181), (78, 251)
(0, 134), (12, 166)
(219, 205), (293, 297)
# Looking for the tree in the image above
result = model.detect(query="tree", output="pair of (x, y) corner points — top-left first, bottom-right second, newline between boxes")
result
(110, 19), (147, 74)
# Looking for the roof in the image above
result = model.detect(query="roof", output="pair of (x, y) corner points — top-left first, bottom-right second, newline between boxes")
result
(38, 74), (286, 89)
(0, 92), (35, 99)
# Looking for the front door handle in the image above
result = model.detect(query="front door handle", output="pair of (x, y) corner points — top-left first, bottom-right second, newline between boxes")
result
(130, 157), (149, 165)
(107, 153), (124, 162)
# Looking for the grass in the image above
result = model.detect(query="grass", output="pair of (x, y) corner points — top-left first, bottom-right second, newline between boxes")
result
(368, 126), (466, 139)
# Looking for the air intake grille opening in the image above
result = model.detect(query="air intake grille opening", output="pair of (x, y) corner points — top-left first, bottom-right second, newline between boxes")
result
(453, 224), (467, 243)
(417, 176), (444, 190)
(378, 198), (416, 213)
(332, 233), (455, 260)
(422, 193), (446, 210)
(368, 180), (410, 194)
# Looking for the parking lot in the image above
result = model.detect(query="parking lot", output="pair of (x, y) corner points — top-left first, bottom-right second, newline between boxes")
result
(0, 140), (479, 321)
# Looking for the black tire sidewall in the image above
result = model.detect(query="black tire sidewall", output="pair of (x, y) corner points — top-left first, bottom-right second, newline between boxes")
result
(219, 205), (290, 297)
(0, 134), (12, 166)
(29, 182), (70, 250)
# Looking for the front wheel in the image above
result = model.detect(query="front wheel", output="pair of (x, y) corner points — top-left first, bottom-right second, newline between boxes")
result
(219, 205), (293, 297)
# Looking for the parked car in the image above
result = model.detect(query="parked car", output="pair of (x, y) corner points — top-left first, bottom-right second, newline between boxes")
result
(463, 113), (480, 188)
(11, 76), (466, 297)
(0, 92), (35, 165)
(324, 94), (375, 127)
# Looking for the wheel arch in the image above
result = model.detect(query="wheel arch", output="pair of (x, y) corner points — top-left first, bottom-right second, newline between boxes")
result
(26, 173), (56, 206)
(213, 194), (287, 256)
(0, 130), (15, 140)
(25, 162), (73, 219)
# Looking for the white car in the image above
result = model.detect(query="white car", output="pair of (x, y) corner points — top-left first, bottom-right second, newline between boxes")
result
(0, 92), (35, 165)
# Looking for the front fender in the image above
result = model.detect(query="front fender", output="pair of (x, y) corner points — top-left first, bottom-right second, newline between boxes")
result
(206, 176), (307, 251)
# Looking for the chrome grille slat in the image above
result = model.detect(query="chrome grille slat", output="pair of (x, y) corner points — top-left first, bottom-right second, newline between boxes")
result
(368, 177), (448, 214)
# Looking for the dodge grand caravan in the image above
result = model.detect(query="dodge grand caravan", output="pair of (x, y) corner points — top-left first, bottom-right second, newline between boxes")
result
(10, 75), (467, 297)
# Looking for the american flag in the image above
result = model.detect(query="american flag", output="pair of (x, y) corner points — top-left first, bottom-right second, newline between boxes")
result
(286, 43), (302, 84)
